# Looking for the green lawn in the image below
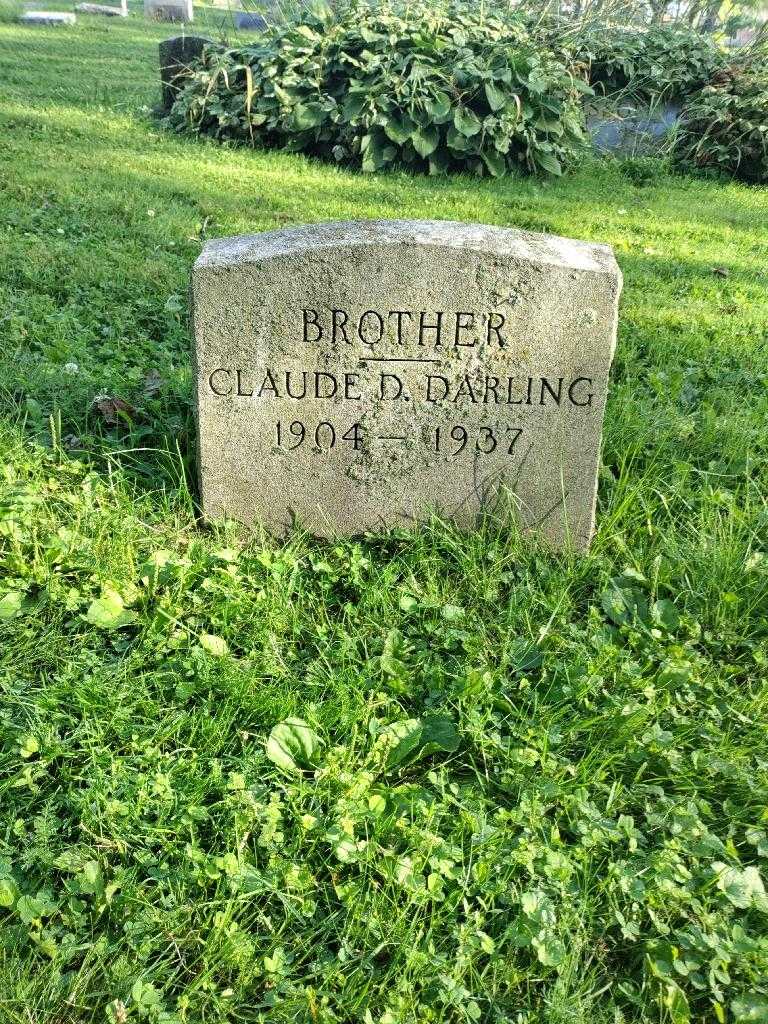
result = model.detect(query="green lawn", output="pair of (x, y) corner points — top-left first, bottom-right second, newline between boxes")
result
(1, 9), (768, 1024)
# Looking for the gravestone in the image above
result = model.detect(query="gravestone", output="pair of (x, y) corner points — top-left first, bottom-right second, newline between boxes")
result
(588, 101), (681, 156)
(145, 0), (192, 22)
(75, 1), (127, 15)
(159, 35), (212, 111)
(234, 10), (266, 29)
(191, 220), (621, 549)
(20, 10), (76, 23)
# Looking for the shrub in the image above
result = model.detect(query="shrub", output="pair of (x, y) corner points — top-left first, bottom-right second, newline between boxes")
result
(674, 57), (768, 183)
(168, 1), (593, 178)
(576, 24), (723, 102)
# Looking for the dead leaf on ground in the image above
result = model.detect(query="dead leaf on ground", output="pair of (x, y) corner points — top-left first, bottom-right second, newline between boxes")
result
(91, 395), (137, 426)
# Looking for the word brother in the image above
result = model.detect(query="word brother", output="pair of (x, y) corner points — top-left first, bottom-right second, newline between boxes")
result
(301, 307), (507, 348)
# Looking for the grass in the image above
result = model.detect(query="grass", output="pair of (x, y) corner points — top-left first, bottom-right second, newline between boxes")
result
(1, 9), (768, 1024)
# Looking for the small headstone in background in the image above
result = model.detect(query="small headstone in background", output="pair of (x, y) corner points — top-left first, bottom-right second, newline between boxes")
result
(145, 0), (192, 22)
(234, 10), (266, 29)
(75, 1), (127, 14)
(19, 10), (76, 23)
(588, 102), (681, 156)
(159, 34), (212, 110)
(191, 220), (622, 550)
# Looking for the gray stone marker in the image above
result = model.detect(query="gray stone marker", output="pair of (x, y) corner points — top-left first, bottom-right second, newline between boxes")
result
(588, 101), (681, 156)
(159, 35), (212, 111)
(191, 220), (621, 549)
(145, 0), (192, 22)
(234, 10), (266, 29)
(75, 1), (127, 15)
(20, 10), (76, 23)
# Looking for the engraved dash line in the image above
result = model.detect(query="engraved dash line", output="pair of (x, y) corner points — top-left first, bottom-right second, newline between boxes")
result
(359, 357), (441, 364)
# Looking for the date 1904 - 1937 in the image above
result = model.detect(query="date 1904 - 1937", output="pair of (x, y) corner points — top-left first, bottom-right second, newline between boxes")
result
(274, 420), (524, 456)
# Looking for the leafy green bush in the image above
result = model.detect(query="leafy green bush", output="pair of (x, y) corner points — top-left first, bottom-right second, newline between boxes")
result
(674, 58), (768, 182)
(168, 1), (592, 177)
(576, 24), (723, 101)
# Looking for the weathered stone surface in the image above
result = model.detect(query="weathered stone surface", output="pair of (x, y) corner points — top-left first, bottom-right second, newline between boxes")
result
(145, 0), (192, 22)
(191, 220), (621, 549)
(75, 2), (127, 15)
(159, 34), (211, 110)
(20, 10), (76, 24)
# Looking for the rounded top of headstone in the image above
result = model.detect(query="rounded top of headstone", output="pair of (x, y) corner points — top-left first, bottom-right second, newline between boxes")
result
(159, 34), (213, 57)
(195, 219), (619, 278)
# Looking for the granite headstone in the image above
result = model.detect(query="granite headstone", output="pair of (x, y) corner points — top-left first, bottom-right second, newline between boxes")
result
(191, 220), (622, 548)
